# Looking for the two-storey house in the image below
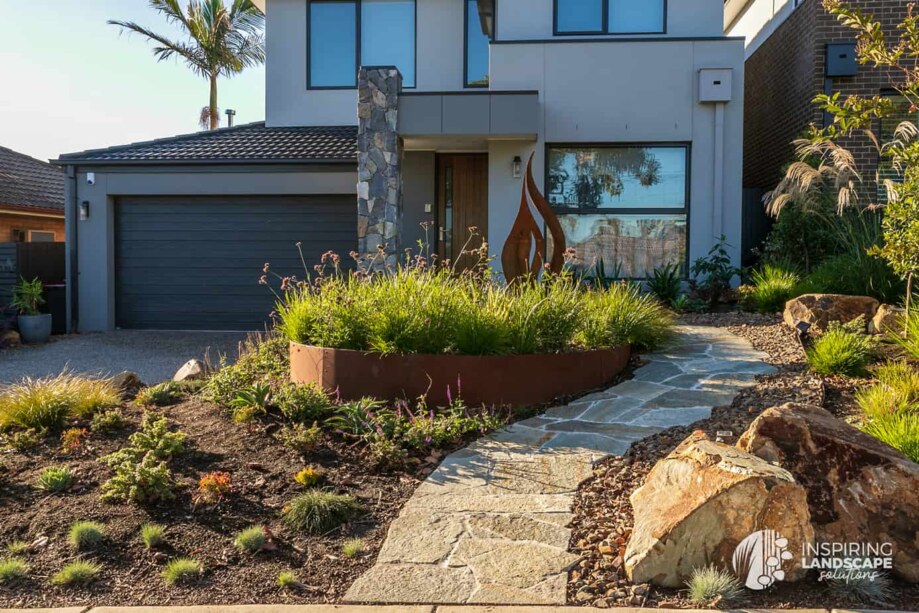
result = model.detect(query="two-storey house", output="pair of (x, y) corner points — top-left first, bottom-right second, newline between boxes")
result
(57, 0), (744, 332)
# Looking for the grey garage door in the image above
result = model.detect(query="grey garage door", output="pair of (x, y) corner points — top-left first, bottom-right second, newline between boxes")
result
(115, 195), (356, 330)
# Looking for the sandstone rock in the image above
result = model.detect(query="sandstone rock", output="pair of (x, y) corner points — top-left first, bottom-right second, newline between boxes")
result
(783, 294), (879, 334)
(624, 433), (813, 587)
(0, 329), (21, 349)
(738, 402), (919, 583)
(173, 359), (207, 382)
(109, 371), (144, 398)
(868, 304), (906, 335)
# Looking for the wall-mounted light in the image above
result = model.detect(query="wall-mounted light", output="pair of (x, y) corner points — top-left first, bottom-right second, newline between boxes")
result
(79, 201), (90, 221)
(512, 156), (522, 179)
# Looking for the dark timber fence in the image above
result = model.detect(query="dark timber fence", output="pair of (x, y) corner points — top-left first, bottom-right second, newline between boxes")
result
(0, 242), (67, 334)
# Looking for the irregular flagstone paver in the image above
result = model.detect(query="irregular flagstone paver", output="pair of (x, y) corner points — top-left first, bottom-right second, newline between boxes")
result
(344, 326), (774, 605)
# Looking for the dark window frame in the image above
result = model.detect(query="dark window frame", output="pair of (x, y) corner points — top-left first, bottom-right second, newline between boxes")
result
(544, 141), (691, 279)
(307, 0), (418, 90)
(464, 0), (492, 88)
(553, 0), (667, 37)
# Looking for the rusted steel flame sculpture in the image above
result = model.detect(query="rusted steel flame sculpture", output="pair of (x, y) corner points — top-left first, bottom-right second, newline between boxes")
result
(502, 152), (567, 283)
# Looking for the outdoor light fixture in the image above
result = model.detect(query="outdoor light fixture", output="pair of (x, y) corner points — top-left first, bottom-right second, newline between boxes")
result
(512, 156), (522, 179)
(79, 201), (90, 221)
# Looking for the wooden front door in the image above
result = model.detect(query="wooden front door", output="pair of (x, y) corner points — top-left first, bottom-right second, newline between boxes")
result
(437, 154), (489, 269)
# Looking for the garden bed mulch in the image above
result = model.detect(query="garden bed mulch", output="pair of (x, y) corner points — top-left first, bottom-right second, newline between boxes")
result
(0, 399), (425, 608)
(567, 312), (919, 610)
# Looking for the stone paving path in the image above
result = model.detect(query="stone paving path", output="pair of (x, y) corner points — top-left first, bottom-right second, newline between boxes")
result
(345, 326), (776, 605)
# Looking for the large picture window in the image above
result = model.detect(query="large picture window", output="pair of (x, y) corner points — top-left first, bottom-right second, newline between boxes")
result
(465, 0), (490, 87)
(547, 144), (688, 278)
(555, 0), (665, 35)
(309, 0), (416, 89)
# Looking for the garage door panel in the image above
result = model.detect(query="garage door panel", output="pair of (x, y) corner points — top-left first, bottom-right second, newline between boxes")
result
(115, 195), (355, 330)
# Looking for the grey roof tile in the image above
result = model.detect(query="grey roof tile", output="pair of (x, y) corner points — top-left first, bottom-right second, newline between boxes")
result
(0, 146), (65, 211)
(57, 122), (357, 164)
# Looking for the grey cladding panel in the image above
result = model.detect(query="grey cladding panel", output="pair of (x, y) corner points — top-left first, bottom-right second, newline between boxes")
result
(115, 195), (356, 330)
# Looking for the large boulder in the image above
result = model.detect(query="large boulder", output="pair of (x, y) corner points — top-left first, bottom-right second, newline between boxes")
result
(624, 433), (813, 588)
(783, 294), (879, 334)
(738, 402), (919, 583)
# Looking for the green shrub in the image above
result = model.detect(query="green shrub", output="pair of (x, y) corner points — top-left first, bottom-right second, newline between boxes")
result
(805, 327), (874, 376)
(577, 282), (674, 351)
(686, 565), (742, 604)
(100, 413), (184, 503)
(6, 541), (30, 556)
(740, 262), (801, 313)
(4, 428), (44, 451)
(135, 381), (184, 407)
(888, 307), (919, 360)
(275, 382), (334, 424)
(857, 362), (919, 417)
(140, 523), (166, 549)
(101, 451), (175, 503)
(647, 262), (683, 306)
(0, 373), (119, 430)
(282, 490), (362, 534)
(162, 557), (202, 585)
(342, 538), (364, 558)
(206, 336), (289, 407)
(276, 266), (674, 356)
(862, 411), (919, 462)
(90, 409), (126, 433)
(51, 560), (101, 586)
(762, 199), (838, 272)
(233, 526), (266, 553)
(36, 466), (73, 493)
(277, 422), (322, 454)
(798, 252), (903, 303)
(229, 382), (271, 427)
(277, 570), (299, 588)
(0, 557), (28, 584)
(827, 569), (893, 604)
(68, 521), (105, 549)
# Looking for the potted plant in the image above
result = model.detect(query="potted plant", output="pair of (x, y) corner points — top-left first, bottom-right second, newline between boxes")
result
(12, 277), (51, 344)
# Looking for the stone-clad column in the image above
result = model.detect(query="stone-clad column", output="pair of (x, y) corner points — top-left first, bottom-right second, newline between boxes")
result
(357, 67), (403, 268)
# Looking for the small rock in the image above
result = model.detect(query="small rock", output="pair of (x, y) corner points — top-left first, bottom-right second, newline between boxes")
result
(0, 329), (21, 349)
(109, 371), (144, 399)
(868, 304), (906, 335)
(173, 358), (207, 382)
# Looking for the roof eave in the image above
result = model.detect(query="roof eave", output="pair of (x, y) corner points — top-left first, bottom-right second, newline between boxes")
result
(51, 157), (355, 167)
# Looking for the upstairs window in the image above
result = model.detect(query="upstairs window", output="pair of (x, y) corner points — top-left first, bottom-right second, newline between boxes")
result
(309, 0), (416, 89)
(465, 0), (491, 87)
(555, 0), (665, 35)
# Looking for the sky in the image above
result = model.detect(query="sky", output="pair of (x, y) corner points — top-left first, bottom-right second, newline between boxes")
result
(0, 0), (266, 163)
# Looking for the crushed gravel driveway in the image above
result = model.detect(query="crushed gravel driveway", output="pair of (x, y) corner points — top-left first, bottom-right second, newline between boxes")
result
(0, 331), (249, 385)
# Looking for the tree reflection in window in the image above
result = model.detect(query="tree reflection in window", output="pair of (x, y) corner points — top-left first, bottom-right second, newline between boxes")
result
(548, 146), (685, 210)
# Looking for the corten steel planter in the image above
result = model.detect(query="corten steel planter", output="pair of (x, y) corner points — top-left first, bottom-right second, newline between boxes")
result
(290, 341), (631, 407)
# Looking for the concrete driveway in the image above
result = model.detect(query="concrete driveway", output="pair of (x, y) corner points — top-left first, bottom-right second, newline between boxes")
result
(0, 331), (250, 385)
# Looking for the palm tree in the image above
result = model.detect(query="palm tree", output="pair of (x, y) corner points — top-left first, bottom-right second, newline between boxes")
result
(110, 0), (265, 130)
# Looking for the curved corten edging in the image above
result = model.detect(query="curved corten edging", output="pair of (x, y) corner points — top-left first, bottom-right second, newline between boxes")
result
(290, 341), (631, 407)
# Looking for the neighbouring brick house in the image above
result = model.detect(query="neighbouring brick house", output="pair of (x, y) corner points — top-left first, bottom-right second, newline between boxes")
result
(725, 0), (915, 256)
(0, 146), (65, 243)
